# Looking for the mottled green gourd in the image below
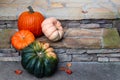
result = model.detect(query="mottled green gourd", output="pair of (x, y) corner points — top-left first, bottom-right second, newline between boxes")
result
(21, 41), (58, 78)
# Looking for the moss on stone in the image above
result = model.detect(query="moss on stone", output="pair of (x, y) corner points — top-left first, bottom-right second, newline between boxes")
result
(103, 28), (120, 48)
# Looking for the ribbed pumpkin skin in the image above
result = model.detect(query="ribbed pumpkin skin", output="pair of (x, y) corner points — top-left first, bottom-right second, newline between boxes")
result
(18, 11), (44, 37)
(21, 41), (58, 78)
(41, 17), (64, 41)
(11, 30), (35, 50)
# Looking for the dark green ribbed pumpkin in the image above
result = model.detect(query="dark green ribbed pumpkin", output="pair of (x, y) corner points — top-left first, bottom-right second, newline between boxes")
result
(21, 41), (58, 78)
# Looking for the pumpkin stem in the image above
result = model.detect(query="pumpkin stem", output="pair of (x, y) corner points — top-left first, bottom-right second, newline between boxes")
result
(27, 6), (34, 13)
(37, 52), (43, 58)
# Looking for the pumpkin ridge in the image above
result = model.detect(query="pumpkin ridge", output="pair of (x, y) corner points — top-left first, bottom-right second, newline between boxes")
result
(11, 30), (35, 50)
(18, 7), (44, 37)
(34, 58), (44, 78)
(52, 31), (60, 41)
(21, 54), (35, 68)
(44, 57), (57, 76)
(48, 28), (58, 38)
(25, 56), (37, 74)
(21, 41), (58, 78)
(41, 17), (64, 41)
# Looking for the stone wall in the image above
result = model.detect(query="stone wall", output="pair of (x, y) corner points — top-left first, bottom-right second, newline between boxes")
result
(0, 48), (120, 62)
(0, 20), (120, 62)
(1, 0), (120, 20)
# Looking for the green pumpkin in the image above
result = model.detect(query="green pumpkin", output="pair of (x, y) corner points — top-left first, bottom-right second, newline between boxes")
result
(21, 41), (58, 78)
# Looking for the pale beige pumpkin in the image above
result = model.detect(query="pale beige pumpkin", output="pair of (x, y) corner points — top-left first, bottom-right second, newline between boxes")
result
(41, 17), (64, 41)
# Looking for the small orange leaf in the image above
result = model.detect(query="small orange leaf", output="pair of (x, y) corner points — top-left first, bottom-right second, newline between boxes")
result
(15, 69), (22, 75)
(66, 62), (72, 68)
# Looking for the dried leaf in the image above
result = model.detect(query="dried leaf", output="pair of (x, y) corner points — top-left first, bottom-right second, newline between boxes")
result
(65, 69), (72, 75)
(15, 69), (23, 75)
(66, 62), (72, 68)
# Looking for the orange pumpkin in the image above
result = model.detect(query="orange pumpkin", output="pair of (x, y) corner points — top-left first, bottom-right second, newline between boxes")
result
(41, 17), (64, 41)
(11, 30), (35, 50)
(18, 6), (44, 37)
